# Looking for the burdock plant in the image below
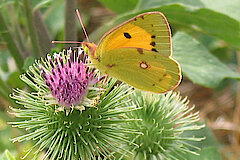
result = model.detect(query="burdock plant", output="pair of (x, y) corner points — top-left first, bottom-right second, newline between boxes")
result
(9, 48), (204, 160)
(122, 91), (205, 160)
(9, 48), (140, 160)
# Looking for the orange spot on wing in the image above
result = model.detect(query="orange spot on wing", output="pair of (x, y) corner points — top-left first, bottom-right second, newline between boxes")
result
(139, 61), (150, 69)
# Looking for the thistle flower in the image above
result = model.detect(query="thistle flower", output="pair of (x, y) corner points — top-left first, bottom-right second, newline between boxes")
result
(40, 48), (103, 109)
(9, 48), (140, 160)
(122, 91), (205, 160)
(41, 48), (99, 108)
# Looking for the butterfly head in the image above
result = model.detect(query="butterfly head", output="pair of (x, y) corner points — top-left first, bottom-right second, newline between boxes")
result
(83, 42), (97, 58)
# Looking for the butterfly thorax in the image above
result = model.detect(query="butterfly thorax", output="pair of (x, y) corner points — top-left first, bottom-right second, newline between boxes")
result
(83, 42), (106, 72)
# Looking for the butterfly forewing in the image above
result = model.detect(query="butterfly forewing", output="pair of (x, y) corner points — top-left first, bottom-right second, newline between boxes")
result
(97, 12), (172, 57)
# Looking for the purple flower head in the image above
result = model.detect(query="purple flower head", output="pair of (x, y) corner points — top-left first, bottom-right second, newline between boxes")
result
(41, 48), (104, 108)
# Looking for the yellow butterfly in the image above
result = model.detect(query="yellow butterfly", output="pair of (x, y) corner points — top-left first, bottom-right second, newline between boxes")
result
(55, 11), (182, 93)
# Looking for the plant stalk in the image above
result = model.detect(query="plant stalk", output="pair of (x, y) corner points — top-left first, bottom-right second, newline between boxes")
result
(33, 9), (52, 55)
(23, 0), (42, 58)
(64, 0), (77, 48)
(10, 2), (29, 58)
(0, 12), (24, 71)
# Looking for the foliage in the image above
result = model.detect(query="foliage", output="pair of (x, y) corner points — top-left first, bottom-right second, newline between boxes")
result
(0, 0), (239, 159)
(0, 150), (16, 160)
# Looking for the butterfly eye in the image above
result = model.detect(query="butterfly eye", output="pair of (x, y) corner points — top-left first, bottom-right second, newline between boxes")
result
(123, 32), (132, 39)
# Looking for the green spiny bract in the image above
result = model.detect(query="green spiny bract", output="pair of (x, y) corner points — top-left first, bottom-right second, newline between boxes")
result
(9, 49), (140, 160)
(122, 91), (204, 160)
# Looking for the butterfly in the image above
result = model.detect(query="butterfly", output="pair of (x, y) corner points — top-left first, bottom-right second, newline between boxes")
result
(54, 11), (182, 93)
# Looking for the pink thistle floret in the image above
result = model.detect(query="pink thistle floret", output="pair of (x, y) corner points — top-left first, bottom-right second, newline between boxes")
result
(41, 49), (104, 108)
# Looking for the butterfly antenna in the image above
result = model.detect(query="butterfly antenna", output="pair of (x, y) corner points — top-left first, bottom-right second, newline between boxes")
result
(76, 9), (90, 43)
(52, 41), (84, 44)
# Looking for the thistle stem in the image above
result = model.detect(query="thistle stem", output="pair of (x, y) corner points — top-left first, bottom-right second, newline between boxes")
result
(10, 4), (29, 58)
(34, 9), (52, 54)
(23, 0), (42, 58)
(0, 12), (24, 71)
(64, 0), (77, 48)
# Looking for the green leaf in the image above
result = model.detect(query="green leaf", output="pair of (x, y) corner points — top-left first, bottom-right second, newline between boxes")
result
(32, 0), (54, 11)
(6, 71), (25, 89)
(137, 0), (205, 10)
(138, 0), (240, 22)
(186, 147), (222, 160)
(135, 2), (240, 49)
(0, 0), (15, 9)
(172, 32), (240, 87)
(0, 114), (16, 153)
(201, 0), (240, 22)
(0, 12), (24, 70)
(173, 124), (222, 159)
(0, 150), (16, 160)
(0, 50), (9, 72)
(89, 3), (240, 49)
(44, 0), (64, 37)
(23, 56), (35, 71)
(98, 0), (138, 14)
(181, 123), (219, 149)
(158, 4), (240, 49)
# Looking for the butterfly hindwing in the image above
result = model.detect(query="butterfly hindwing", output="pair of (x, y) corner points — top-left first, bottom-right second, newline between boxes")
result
(97, 12), (172, 57)
(94, 47), (181, 93)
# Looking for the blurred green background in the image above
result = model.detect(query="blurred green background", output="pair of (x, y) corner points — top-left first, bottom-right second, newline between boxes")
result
(0, 0), (240, 159)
